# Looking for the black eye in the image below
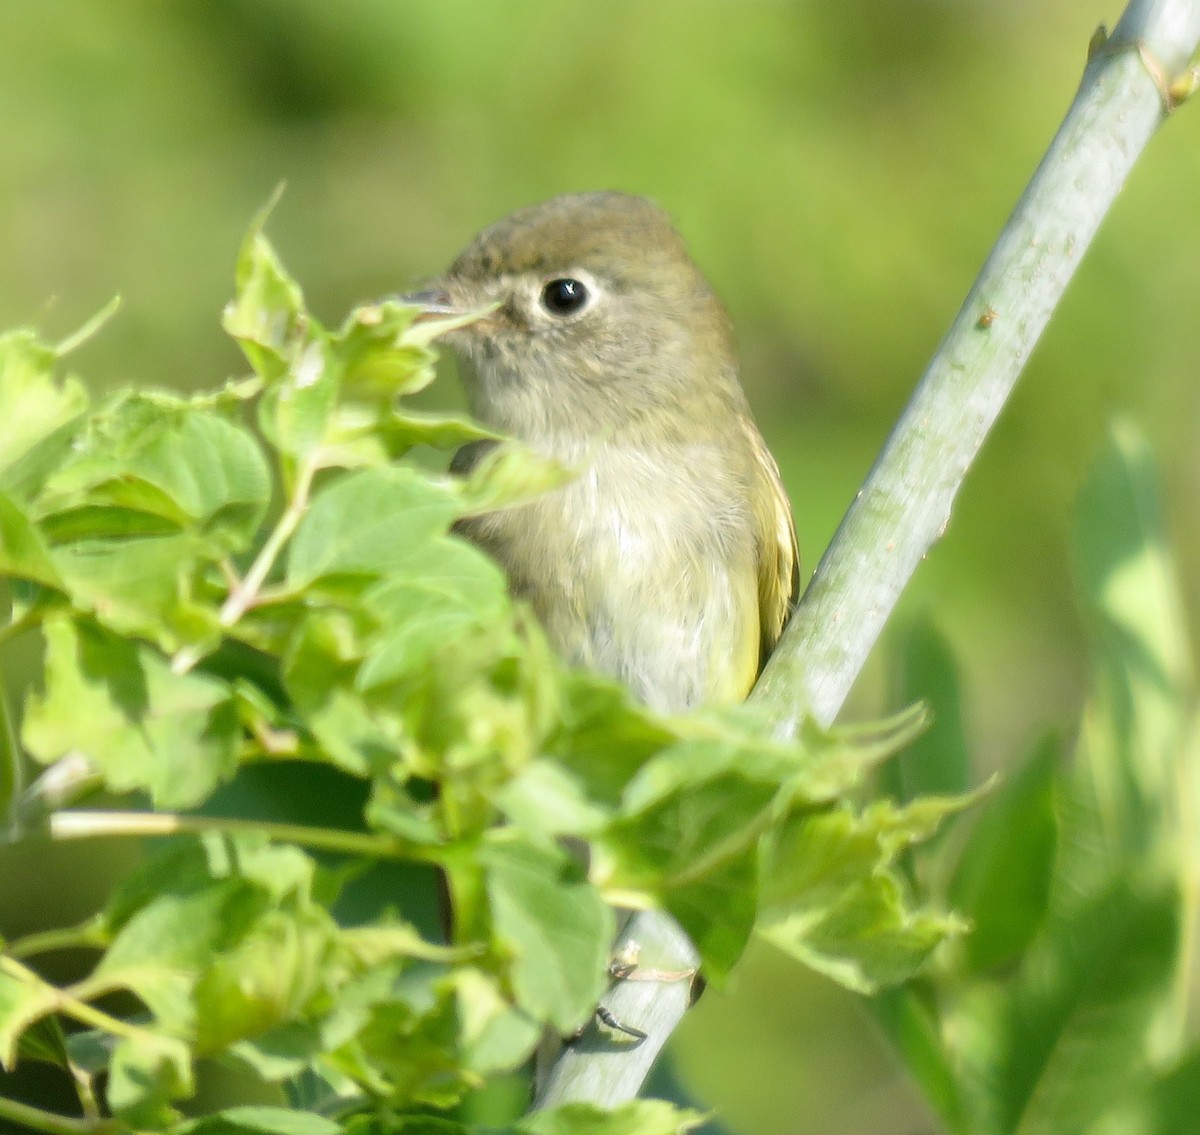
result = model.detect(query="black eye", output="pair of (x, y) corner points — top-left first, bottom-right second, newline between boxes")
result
(540, 277), (590, 316)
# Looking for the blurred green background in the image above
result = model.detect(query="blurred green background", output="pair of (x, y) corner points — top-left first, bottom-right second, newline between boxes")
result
(1, 2), (1198, 1133)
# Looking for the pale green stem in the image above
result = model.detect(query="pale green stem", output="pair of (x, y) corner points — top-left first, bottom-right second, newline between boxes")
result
(170, 452), (318, 674)
(46, 809), (437, 862)
(0, 956), (159, 1047)
(534, 0), (1200, 1110)
(6, 922), (105, 961)
(0, 1094), (121, 1135)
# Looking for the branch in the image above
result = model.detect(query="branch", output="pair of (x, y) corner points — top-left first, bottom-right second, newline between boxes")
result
(753, 0), (1200, 732)
(534, 0), (1200, 1110)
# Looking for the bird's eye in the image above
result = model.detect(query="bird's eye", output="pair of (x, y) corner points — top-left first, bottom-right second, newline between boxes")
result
(540, 277), (590, 316)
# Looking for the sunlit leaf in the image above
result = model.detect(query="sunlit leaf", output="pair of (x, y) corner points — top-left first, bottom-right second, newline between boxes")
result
(481, 833), (613, 1035)
(22, 617), (239, 808)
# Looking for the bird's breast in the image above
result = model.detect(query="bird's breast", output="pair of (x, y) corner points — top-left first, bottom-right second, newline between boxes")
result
(458, 440), (761, 712)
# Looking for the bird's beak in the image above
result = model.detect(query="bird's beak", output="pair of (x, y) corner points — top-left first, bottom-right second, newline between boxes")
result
(398, 289), (466, 321)
(396, 288), (498, 345)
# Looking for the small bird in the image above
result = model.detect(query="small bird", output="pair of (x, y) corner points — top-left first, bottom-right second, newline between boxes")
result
(410, 192), (797, 714)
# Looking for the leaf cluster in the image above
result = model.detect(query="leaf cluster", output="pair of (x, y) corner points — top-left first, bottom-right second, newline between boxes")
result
(0, 212), (962, 1135)
(875, 427), (1200, 1135)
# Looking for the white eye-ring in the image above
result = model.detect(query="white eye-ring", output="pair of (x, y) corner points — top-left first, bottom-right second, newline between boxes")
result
(536, 269), (602, 319)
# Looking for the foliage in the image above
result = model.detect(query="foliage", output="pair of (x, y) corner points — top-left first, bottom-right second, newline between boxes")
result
(875, 426), (1200, 1135)
(0, 216), (962, 1134)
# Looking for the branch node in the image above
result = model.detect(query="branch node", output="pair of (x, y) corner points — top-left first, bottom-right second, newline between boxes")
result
(1087, 23), (1198, 111)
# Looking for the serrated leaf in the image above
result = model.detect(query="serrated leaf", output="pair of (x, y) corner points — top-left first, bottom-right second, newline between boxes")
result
(596, 740), (779, 895)
(193, 905), (337, 1053)
(356, 541), (510, 690)
(547, 674), (680, 806)
(757, 796), (972, 993)
(496, 760), (611, 840)
(93, 838), (333, 1056)
(287, 467), (459, 589)
(22, 617), (239, 808)
(323, 964), (469, 1107)
(481, 834), (613, 1034)
(333, 298), (435, 398)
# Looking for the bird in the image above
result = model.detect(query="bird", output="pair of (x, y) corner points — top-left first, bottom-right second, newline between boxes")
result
(408, 192), (797, 715)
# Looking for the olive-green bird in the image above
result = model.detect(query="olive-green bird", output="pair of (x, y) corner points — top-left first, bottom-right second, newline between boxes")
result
(410, 192), (798, 714)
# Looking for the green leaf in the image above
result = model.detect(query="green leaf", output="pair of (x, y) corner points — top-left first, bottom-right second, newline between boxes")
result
(1114, 1046), (1200, 1135)
(662, 848), (758, 983)
(379, 408), (500, 454)
(286, 467), (460, 588)
(481, 833), (614, 1034)
(0, 967), (60, 1069)
(283, 612), (398, 777)
(872, 985), (969, 1135)
(51, 533), (210, 648)
(0, 329), (89, 500)
(518, 1100), (706, 1135)
(0, 491), (64, 588)
(192, 905), (337, 1053)
(357, 540), (511, 689)
(454, 440), (574, 514)
(322, 963), (469, 1107)
(997, 879), (1180, 1135)
(885, 617), (971, 801)
(496, 760), (611, 840)
(596, 739), (780, 896)
(1068, 421), (1196, 882)
(332, 298), (435, 398)
(949, 735), (1059, 973)
(223, 193), (306, 382)
(172, 1107), (344, 1135)
(22, 617), (239, 808)
(757, 797), (971, 993)
(256, 335), (339, 463)
(41, 396), (271, 551)
(0, 682), (19, 835)
(106, 1031), (193, 1126)
(547, 674), (680, 806)
(94, 838), (334, 1055)
(452, 967), (541, 1075)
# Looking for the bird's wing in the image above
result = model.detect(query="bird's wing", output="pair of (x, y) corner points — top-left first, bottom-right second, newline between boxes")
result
(745, 420), (800, 669)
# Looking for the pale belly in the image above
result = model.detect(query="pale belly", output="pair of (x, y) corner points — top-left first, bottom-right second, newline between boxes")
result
(458, 452), (761, 713)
